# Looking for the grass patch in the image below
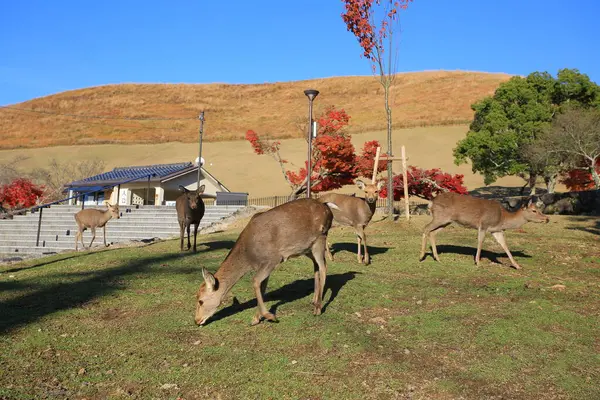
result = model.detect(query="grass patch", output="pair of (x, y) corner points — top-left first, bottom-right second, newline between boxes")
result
(1, 215), (599, 399)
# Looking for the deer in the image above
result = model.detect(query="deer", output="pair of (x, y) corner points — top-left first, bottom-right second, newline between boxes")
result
(176, 184), (205, 252)
(194, 198), (339, 326)
(318, 179), (384, 265)
(74, 201), (120, 251)
(419, 192), (550, 269)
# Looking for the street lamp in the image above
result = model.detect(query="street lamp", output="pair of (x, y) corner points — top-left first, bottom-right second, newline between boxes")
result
(197, 111), (205, 189)
(304, 89), (319, 198)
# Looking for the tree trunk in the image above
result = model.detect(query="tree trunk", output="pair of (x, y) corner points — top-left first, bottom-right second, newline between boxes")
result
(528, 172), (537, 196)
(591, 165), (600, 190)
(384, 83), (393, 218)
(544, 173), (557, 194)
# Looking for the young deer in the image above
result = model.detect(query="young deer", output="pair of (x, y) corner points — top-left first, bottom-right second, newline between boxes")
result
(419, 192), (549, 269)
(195, 198), (338, 326)
(318, 180), (384, 265)
(176, 184), (205, 252)
(74, 201), (120, 250)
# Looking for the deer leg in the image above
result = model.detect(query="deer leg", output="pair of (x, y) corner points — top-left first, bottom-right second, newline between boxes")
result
(325, 240), (334, 261)
(179, 221), (185, 251)
(79, 229), (86, 250)
(310, 237), (328, 315)
(475, 227), (486, 266)
(422, 221), (450, 262)
(88, 227), (96, 249)
(103, 226), (108, 247)
(420, 219), (447, 261)
(251, 277), (271, 325)
(75, 229), (81, 251)
(356, 225), (369, 265)
(192, 222), (199, 253)
(356, 232), (363, 264)
(251, 271), (277, 325)
(186, 223), (191, 250)
(491, 231), (521, 270)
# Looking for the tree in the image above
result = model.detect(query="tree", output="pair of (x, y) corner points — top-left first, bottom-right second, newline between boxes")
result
(379, 166), (468, 200)
(530, 108), (600, 190)
(453, 68), (600, 194)
(0, 178), (45, 212)
(0, 156), (29, 186)
(562, 160), (600, 191)
(341, 0), (414, 216)
(31, 158), (106, 202)
(246, 106), (386, 198)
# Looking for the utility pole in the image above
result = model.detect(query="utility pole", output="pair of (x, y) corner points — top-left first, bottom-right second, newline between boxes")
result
(303, 89), (319, 198)
(197, 111), (205, 189)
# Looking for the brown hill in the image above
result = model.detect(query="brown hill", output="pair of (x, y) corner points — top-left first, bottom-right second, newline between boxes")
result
(0, 70), (511, 150)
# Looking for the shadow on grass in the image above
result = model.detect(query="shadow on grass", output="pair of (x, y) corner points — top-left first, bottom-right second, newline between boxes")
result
(329, 242), (391, 258)
(423, 244), (531, 264)
(0, 240), (235, 334)
(469, 185), (546, 199)
(205, 271), (361, 326)
(566, 217), (600, 236)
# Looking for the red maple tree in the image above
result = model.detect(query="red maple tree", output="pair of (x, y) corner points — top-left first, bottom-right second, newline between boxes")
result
(561, 159), (600, 191)
(0, 178), (45, 211)
(342, 0), (414, 214)
(246, 106), (386, 198)
(379, 166), (468, 200)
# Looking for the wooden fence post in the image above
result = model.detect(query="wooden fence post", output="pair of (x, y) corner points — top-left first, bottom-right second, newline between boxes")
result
(401, 145), (410, 220)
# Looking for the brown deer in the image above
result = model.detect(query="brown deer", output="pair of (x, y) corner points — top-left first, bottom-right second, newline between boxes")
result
(194, 198), (339, 326)
(318, 180), (384, 265)
(419, 192), (549, 269)
(176, 184), (205, 252)
(74, 201), (120, 250)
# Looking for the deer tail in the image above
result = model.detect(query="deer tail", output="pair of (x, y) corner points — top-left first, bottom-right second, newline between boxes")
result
(324, 202), (340, 211)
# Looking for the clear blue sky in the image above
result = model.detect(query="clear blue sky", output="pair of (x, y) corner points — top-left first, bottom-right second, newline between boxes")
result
(1, 0), (598, 106)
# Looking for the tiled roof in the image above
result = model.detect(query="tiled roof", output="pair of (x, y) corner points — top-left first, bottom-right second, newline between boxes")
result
(74, 162), (193, 184)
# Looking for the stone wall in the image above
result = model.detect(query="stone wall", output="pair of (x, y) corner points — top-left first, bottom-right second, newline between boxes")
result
(499, 190), (600, 215)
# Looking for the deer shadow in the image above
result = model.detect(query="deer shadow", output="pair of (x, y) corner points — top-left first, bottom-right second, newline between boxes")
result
(204, 271), (361, 326)
(566, 217), (600, 236)
(329, 242), (391, 258)
(177, 240), (236, 256)
(424, 244), (531, 264)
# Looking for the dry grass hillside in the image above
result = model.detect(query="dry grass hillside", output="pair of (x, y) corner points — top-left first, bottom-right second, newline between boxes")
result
(0, 71), (511, 149)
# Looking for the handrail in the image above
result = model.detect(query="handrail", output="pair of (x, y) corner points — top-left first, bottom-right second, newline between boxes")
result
(0, 173), (158, 248)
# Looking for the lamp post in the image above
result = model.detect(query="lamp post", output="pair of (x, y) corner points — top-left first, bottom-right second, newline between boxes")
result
(197, 111), (205, 189)
(303, 89), (319, 198)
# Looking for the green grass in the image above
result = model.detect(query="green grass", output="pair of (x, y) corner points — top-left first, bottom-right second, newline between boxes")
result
(1, 215), (599, 399)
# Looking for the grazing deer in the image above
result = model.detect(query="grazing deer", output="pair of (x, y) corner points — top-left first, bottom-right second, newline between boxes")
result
(176, 184), (205, 252)
(318, 180), (384, 265)
(194, 198), (339, 326)
(74, 201), (120, 250)
(419, 192), (549, 269)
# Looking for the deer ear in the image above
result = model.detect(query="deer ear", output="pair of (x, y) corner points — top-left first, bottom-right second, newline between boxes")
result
(178, 185), (188, 193)
(197, 185), (205, 194)
(202, 268), (216, 292)
(356, 180), (365, 190)
(526, 197), (534, 208)
(377, 180), (385, 190)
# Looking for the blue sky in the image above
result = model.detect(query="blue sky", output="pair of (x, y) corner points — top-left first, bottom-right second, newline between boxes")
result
(1, 0), (598, 106)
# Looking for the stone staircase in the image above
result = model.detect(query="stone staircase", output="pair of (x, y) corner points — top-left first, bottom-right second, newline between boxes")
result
(0, 204), (244, 258)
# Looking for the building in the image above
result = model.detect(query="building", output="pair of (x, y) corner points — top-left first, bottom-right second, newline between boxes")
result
(65, 161), (244, 206)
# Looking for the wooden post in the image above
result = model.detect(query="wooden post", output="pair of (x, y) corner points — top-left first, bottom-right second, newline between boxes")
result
(372, 146), (381, 184)
(401, 145), (410, 220)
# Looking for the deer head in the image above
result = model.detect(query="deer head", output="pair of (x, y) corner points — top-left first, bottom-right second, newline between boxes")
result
(179, 184), (205, 210)
(356, 180), (384, 204)
(521, 198), (549, 223)
(103, 201), (120, 219)
(195, 268), (222, 325)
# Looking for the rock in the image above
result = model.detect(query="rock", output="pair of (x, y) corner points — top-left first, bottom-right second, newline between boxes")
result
(550, 284), (566, 292)
(160, 383), (179, 390)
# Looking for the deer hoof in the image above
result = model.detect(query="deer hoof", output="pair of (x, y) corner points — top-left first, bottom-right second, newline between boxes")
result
(512, 264), (522, 270)
(313, 306), (322, 316)
(263, 312), (278, 323)
(251, 315), (262, 326)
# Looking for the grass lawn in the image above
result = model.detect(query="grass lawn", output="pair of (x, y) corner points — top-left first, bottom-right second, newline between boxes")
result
(1, 215), (598, 399)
